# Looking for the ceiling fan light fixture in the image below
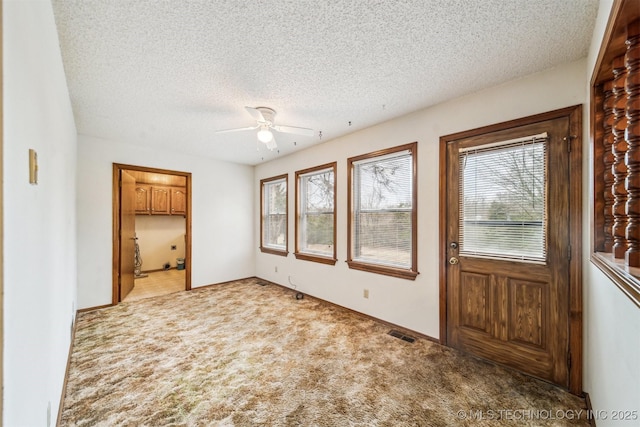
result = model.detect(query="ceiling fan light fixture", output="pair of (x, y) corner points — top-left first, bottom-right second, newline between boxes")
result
(257, 127), (274, 143)
(265, 139), (277, 151)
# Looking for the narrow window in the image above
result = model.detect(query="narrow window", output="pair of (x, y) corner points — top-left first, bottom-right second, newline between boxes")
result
(347, 142), (418, 280)
(260, 174), (288, 256)
(295, 163), (337, 265)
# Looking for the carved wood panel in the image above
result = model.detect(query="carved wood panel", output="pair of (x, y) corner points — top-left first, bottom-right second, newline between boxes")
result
(508, 279), (546, 349)
(151, 187), (170, 215)
(134, 185), (151, 214)
(459, 272), (491, 334)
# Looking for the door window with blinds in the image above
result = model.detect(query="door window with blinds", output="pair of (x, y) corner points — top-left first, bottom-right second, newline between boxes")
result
(295, 163), (337, 264)
(260, 174), (288, 256)
(459, 134), (547, 263)
(347, 143), (418, 280)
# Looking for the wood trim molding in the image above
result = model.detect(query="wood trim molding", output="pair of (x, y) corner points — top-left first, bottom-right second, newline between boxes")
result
(567, 105), (584, 395)
(112, 163), (192, 304)
(438, 132), (448, 345)
(1, 1), (4, 423)
(590, 0), (638, 86)
(439, 105), (583, 395)
(76, 304), (113, 313)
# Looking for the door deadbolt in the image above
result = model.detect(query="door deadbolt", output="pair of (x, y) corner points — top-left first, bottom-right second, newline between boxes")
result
(450, 242), (458, 249)
(449, 257), (459, 265)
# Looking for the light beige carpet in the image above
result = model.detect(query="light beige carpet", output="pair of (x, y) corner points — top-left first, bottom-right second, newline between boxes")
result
(60, 278), (589, 426)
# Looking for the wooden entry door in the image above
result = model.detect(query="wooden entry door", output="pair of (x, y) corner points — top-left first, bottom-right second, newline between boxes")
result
(119, 171), (136, 301)
(442, 110), (580, 390)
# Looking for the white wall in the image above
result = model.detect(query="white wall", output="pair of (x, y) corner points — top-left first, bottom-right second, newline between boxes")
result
(135, 215), (186, 271)
(76, 135), (255, 309)
(255, 58), (586, 338)
(3, 0), (78, 425)
(582, 0), (640, 424)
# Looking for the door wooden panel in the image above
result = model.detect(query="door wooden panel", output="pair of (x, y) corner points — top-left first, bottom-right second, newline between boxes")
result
(445, 116), (571, 388)
(119, 171), (136, 301)
(508, 278), (547, 348)
(459, 272), (491, 333)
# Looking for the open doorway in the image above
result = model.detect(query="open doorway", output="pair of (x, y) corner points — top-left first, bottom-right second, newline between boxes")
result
(112, 163), (192, 304)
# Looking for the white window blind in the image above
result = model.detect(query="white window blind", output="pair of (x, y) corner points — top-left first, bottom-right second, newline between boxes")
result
(263, 177), (287, 250)
(459, 133), (547, 263)
(299, 167), (335, 257)
(352, 149), (413, 268)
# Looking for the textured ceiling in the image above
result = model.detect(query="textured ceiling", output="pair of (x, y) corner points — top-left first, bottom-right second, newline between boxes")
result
(52, 0), (598, 165)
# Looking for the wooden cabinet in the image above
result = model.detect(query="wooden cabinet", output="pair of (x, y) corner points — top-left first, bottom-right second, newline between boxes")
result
(170, 187), (186, 215)
(151, 186), (170, 215)
(134, 185), (151, 214)
(135, 184), (186, 216)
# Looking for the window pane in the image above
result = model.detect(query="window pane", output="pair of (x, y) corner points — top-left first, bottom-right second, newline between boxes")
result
(352, 149), (413, 269)
(299, 168), (334, 257)
(459, 137), (547, 262)
(263, 178), (287, 250)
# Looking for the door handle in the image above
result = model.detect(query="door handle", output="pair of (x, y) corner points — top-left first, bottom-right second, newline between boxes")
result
(449, 257), (459, 265)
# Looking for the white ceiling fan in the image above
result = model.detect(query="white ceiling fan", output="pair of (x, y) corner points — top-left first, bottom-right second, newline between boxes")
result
(216, 106), (314, 151)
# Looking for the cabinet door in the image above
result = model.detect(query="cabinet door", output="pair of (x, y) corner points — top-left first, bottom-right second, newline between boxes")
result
(151, 187), (170, 215)
(134, 185), (151, 214)
(171, 187), (187, 215)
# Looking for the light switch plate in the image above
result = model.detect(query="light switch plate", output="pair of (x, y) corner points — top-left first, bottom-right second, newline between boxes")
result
(29, 149), (38, 184)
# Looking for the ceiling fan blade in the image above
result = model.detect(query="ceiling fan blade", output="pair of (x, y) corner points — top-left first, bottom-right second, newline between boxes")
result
(272, 124), (314, 137)
(215, 125), (259, 134)
(245, 106), (265, 122)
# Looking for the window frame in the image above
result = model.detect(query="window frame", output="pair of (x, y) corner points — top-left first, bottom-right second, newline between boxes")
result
(294, 162), (338, 265)
(347, 142), (418, 280)
(590, 0), (640, 307)
(260, 173), (289, 257)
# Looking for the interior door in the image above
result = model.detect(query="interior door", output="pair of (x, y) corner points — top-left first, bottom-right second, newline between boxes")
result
(445, 117), (571, 388)
(119, 171), (136, 301)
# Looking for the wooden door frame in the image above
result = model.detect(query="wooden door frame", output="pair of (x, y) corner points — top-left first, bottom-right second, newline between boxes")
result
(112, 163), (192, 304)
(438, 105), (583, 395)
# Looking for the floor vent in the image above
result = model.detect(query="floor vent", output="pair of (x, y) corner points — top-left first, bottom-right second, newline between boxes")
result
(388, 330), (416, 343)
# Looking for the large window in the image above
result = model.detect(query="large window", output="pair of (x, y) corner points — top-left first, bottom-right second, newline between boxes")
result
(295, 163), (337, 265)
(347, 143), (418, 279)
(260, 174), (288, 256)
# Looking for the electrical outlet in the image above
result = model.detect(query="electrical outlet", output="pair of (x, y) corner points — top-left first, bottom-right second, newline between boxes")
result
(363, 289), (369, 299)
(171, 245), (177, 250)
(275, 266), (278, 273)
